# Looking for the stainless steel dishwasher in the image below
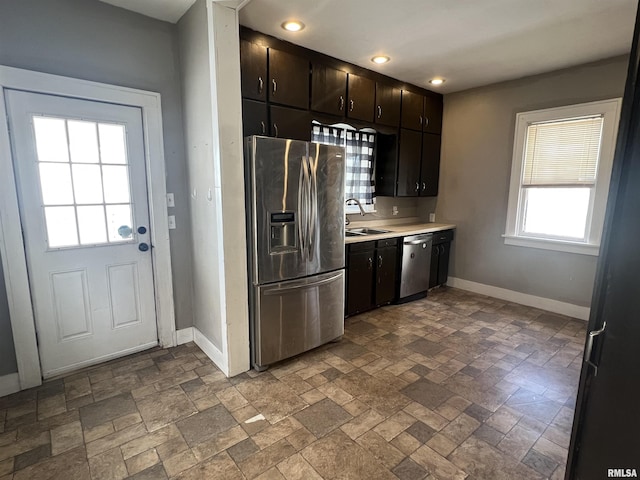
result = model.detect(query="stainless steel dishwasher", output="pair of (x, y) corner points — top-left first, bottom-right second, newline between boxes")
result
(399, 233), (433, 301)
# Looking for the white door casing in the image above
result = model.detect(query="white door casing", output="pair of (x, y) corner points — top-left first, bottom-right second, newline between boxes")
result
(7, 90), (158, 377)
(0, 65), (175, 389)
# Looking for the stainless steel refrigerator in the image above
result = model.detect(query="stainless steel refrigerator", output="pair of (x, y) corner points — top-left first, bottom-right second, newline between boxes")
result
(245, 136), (346, 370)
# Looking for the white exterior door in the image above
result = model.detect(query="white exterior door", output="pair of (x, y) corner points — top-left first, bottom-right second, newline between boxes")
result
(6, 90), (158, 378)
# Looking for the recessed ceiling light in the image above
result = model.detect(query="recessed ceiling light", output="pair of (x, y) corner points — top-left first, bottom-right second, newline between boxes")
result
(429, 78), (445, 86)
(281, 20), (305, 32)
(371, 56), (390, 65)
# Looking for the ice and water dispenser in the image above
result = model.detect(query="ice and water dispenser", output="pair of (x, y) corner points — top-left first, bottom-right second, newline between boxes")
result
(269, 211), (297, 253)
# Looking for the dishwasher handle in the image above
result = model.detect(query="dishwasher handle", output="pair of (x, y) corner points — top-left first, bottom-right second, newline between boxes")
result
(404, 239), (430, 245)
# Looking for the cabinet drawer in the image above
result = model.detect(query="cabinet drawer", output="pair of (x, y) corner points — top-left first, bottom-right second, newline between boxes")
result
(432, 229), (454, 245)
(348, 241), (375, 253)
(376, 238), (398, 248)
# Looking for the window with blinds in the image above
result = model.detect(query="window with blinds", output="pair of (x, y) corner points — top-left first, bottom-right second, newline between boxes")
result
(504, 99), (621, 254)
(522, 116), (603, 187)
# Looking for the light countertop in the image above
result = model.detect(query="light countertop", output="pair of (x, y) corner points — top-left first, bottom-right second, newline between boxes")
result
(344, 219), (456, 244)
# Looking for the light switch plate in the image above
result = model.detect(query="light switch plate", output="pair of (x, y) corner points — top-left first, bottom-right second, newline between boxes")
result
(167, 193), (175, 207)
(168, 215), (176, 229)
(429, 213), (436, 222)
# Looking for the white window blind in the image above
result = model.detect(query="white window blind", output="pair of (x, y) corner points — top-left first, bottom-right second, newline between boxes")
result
(522, 115), (604, 187)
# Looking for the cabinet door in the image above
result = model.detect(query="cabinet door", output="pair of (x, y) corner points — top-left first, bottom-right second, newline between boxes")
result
(423, 95), (443, 134)
(375, 246), (397, 306)
(375, 83), (401, 127)
(374, 132), (398, 197)
(347, 73), (375, 122)
(397, 129), (422, 197)
(429, 244), (440, 289)
(346, 249), (375, 315)
(420, 133), (441, 197)
(269, 48), (309, 109)
(242, 99), (268, 138)
(437, 243), (450, 286)
(240, 40), (267, 101)
(311, 64), (347, 116)
(270, 105), (311, 141)
(401, 90), (424, 131)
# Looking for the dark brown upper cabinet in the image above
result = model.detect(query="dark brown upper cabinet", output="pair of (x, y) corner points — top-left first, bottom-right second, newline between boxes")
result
(347, 73), (375, 123)
(270, 105), (311, 142)
(375, 82), (401, 127)
(401, 90), (424, 131)
(396, 129), (423, 197)
(240, 40), (267, 101)
(423, 95), (443, 135)
(242, 99), (268, 138)
(393, 129), (441, 197)
(420, 132), (441, 196)
(311, 64), (347, 116)
(401, 90), (443, 134)
(269, 48), (309, 110)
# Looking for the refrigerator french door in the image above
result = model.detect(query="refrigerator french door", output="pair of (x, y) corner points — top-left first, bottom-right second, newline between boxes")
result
(245, 136), (345, 369)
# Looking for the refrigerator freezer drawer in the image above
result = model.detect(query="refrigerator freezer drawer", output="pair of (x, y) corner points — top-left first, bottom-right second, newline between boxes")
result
(253, 270), (345, 368)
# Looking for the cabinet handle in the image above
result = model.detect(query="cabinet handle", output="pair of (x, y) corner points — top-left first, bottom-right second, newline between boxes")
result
(434, 246), (439, 256)
(415, 182), (420, 192)
(422, 182), (426, 191)
(339, 96), (345, 111)
(260, 121), (266, 135)
(258, 76), (264, 94)
(273, 123), (278, 137)
(424, 117), (429, 128)
(440, 245), (445, 254)
(377, 105), (382, 119)
(272, 79), (277, 95)
(419, 115), (423, 125)
(368, 257), (373, 270)
(378, 255), (383, 268)
(349, 99), (354, 112)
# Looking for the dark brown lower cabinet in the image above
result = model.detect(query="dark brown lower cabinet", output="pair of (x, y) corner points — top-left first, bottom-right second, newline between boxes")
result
(269, 105), (311, 142)
(375, 240), (398, 306)
(346, 242), (375, 316)
(429, 230), (453, 289)
(346, 239), (398, 316)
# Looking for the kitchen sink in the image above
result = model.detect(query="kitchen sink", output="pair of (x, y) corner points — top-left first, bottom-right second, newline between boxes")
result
(345, 227), (391, 236)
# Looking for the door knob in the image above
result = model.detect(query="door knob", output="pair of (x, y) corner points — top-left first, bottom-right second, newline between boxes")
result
(138, 243), (149, 252)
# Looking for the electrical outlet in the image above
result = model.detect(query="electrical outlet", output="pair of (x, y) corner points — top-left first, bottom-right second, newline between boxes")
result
(392, 206), (398, 216)
(429, 213), (436, 222)
(167, 193), (175, 207)
(168, 215), (176, 229)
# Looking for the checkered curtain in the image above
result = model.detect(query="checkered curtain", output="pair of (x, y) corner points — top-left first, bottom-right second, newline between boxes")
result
(311, 124), (376, 205)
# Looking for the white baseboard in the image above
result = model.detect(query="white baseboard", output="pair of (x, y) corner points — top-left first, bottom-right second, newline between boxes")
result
(447, 277), (590, 321)
(0, 372), (20, 397)
(193, 328), (229, 376)
(176, 327), (194, 345)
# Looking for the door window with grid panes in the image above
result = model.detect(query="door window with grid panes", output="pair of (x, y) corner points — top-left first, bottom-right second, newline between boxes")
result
(32, 116), (134, 248)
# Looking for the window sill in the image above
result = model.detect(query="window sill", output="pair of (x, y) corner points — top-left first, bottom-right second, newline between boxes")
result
(502, 234), (600, 256)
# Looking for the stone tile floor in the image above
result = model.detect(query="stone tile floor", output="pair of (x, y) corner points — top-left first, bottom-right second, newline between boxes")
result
(0, 287), (586, 479)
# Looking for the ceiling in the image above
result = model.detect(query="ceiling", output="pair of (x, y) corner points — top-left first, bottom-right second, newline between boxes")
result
(100, 0), (637, 93)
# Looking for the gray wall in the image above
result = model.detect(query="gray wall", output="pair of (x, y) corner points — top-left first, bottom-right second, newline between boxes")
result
(438, 56), (629, 307)
(0, 257), (18, 376)
(0, 0), (194, 330)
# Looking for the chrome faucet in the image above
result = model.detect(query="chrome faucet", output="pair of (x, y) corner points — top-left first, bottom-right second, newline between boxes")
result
(345, 198), (366, 226)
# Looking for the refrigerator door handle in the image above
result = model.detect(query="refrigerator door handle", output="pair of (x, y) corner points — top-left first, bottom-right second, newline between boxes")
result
(307, 152), (318, 260)
(297, 156), (307, 260)
(263, 272), (343, 295)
